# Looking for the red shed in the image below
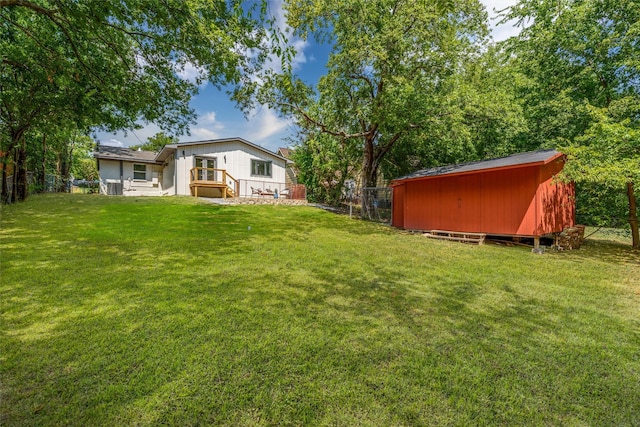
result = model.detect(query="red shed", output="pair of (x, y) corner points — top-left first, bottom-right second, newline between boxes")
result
(391, 150), (575, 240)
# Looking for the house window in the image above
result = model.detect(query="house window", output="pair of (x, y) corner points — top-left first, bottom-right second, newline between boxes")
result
(251, 159), (272, 177)
(133, 164), (147, 180)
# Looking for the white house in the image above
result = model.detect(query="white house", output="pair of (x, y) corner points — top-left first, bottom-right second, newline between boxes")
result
(95, 138), (291, 198)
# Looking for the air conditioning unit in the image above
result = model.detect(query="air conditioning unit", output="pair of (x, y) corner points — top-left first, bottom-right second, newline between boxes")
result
(107, 182), (123, 195)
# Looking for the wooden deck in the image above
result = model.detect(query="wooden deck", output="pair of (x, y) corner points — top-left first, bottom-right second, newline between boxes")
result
(423, 230), (486, 245)
(189, 168), (239, 198)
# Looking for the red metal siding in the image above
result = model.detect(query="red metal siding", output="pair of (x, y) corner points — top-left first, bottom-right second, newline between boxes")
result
(534, 159), (575, 235)
(392, 158), (574, 236)
(392, 184), (405, 229)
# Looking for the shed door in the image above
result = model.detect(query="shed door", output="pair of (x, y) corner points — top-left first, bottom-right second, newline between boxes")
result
(392, 185), (405, 229)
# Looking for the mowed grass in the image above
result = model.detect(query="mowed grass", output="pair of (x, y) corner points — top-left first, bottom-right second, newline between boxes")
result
(1, 194), (639, 426)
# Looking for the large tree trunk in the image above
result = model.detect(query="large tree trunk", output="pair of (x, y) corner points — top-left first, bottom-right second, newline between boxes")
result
(6, 128), (26, 202)
(628, 181), (639, 250)
(38, 134), (47, 192)
(57, 138), (75, 193)
(15, 137), (28, 201)
(1, 152), (9, 203)
(58, 161), (71, 193)
(12, 147), (18, 202)
(56, 153), (67, 193)
(361, 136), (379, 219)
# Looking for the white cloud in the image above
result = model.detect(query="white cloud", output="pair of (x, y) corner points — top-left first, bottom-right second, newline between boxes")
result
(176, 60), (208, 88)
(101, 139), (124, 147)
(291, 38), (310, 70)
(246, 107), (292, 141)
(199, 111), (216, 123)
(95, 123), (163, 148)
(259, 0), (310, 74)
(182, 110), (227, 141)
(188, 127), (222, 141)
(481, 0), (522, 42)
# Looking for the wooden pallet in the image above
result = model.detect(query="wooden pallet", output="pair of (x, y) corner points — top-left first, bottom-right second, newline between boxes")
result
(423, 230), (486, 245)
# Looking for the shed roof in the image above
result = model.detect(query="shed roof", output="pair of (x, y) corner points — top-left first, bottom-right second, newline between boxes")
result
(94, 146), (160, 164)
(392, 149), (564, 184)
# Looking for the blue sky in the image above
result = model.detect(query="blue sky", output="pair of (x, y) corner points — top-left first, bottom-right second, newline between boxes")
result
(95, 0), (521, 153)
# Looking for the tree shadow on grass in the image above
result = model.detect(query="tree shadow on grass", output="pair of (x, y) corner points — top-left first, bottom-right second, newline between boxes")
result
(245, 262), (640, 425)
(3, 255), (639, 425)
(2, 196), (639, 425)
(561, 238), (640, 267)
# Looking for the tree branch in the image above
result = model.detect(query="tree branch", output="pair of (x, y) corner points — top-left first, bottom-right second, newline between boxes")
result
(280, 101), (374, 140)
(1, 0), (108, 86)
(0, 0), (58, 14)
(348, 73), (376, 99)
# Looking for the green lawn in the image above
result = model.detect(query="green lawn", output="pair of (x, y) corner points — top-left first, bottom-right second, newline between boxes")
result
(1, 194), (639, 426)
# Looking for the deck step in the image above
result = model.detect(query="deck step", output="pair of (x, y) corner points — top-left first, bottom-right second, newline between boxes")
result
(423, 230), (486, 245)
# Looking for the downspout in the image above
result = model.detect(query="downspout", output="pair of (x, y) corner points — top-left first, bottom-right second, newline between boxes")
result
(96, 157), (102, 194)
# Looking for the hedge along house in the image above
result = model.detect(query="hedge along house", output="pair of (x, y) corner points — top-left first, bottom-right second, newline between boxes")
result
(390, 150), (575, 247)
(95, 138), (290, 198)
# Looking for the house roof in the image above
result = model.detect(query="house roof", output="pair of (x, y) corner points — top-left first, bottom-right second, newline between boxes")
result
(277, 147), (291, 158)
(155, 137), (291, 163)
(94, 146), (160, 164)
(392, 149), (564, 184)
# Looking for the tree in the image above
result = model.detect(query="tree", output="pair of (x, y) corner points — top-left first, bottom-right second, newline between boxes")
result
(291, 130), (360, 205)
(1, 0), (267, 201)
(562, 107), (640, 248)
(238, 0), (489, 212)
(130, 132), (178, 153)
(382, 45), (531, 180)
(502, 0), (640, 248)
(72, 158), (99, 182)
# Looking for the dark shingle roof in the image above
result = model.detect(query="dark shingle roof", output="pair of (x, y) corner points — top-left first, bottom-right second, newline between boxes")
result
(278, 147), (291, 158)
(94, 146), (159, 163)
(155, 137), (290, 163)
(393, 149), (563, 183)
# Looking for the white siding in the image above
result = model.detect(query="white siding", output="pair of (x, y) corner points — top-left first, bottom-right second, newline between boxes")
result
(98, 159), (122, 195)
(98, 159), (121, 180)
(174, 141), (287, 197)
(98, 159), (162, 196)
(98, 139), (287, 198)
(162, 153), (176, 195)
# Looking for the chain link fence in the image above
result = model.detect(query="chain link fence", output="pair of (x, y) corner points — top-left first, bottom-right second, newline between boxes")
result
(361, 187), (392, 223)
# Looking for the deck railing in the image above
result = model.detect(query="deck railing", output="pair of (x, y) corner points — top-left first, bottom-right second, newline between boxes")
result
(189, 167), (239, 197)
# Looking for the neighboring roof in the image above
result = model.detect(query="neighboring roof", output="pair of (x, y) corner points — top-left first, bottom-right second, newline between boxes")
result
(392, 149), (564, 184)
(277, 147), (291, 158)
(94, 146), (160, 164)
(155, 137), (291, 163)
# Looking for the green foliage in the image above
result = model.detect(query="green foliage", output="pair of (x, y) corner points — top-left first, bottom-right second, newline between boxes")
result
(561, 108), (640, 232)
(130, 132), (178, 153)
(1, 0), (266, 135)
(383, 46), (532, 179)
(72, 159), (98, 182)
(575, 182), (629, 227)
(0, 0), (267, 200)
(1, 194), (639, 425)
(562, 108), (640, 187)
(291, 132), (359, 204)
(240, 0), (489, 192)
(502, 0), (640, 242)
